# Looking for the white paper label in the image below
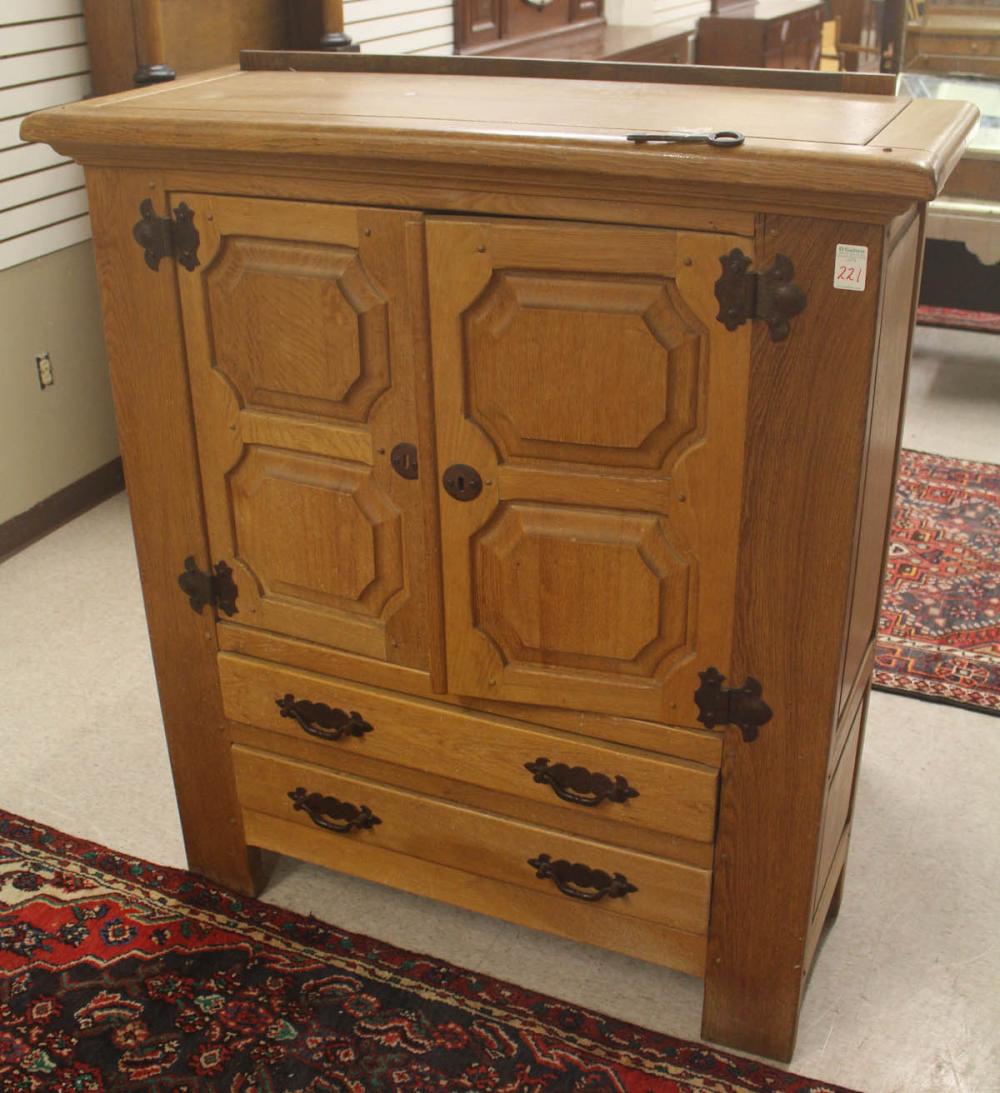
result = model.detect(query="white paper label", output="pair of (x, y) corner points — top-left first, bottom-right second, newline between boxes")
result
(834, 244), (868, 292)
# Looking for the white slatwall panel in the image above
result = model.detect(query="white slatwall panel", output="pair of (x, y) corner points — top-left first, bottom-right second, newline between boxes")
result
(344, 0), (455, 55)
(1, 0), (92, 273)
(0, 0), (456, 274)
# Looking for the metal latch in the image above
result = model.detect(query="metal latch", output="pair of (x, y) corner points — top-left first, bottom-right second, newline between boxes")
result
(714, 248), (807, 342)
(132, 199), (201, 273)
(694, 667), (773, 743)
(177, 556), (238, 617)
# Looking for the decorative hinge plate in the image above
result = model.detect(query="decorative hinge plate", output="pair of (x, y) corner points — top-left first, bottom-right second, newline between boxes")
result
(714, 248), (806, 343)
(694, 667), (773, 743)
(132, 198), (201, 273)
(177, 556), (238, 617)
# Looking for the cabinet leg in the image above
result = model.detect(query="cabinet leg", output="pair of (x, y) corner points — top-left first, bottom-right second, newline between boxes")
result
(185, 839), (264, 899)
(701, 959), (804, 1063)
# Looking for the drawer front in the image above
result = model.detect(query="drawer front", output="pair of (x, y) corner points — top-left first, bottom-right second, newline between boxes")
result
(220, 654), (719, 845)
(917, 33), (1000, 57)
(233, 745), (712, 943)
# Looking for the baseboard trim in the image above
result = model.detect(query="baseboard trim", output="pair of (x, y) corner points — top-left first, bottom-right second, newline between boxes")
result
(0, 457), (125, 562)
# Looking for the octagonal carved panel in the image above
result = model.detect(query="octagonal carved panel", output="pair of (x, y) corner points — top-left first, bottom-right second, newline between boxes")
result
(229, 446), (404, 619)
(462, 271), (704, 469)
(207, 237), (390, 422)
(473, 502), (694, 676)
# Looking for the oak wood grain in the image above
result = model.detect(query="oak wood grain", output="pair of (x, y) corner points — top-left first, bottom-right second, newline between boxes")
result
(242, 47), (896, 93)
(83, 167), (260, 895)
(233, 744), (713, 940)
(218, 653), (720, 845)
(427, 217), (749, 724)
(701, 214), (888, 1061)
(173, 194), (439, 674)
(217, 623), (724, 765)
(244, 809), (709, 973)
(20, 68), (976, 210)
(229, 720), (716, 866)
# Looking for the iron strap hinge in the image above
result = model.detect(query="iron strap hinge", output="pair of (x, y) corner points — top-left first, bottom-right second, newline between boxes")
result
(177, 556), (239, 617)
(694, 667), (773, 743)
(132, 198), (201, 273)
(714, 248), (806, 343)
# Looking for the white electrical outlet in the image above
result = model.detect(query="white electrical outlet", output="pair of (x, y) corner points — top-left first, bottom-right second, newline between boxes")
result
(36, 353), (54, 390)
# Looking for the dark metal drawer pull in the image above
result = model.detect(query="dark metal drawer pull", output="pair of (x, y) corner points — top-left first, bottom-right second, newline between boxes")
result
(524, 758), (638, 808)
(288, 787), (381, 834)
(276, 694), (373, 742)
(528, 853), (637, 902)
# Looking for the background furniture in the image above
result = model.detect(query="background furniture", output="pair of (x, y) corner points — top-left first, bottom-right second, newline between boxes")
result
(904, 0), (1000, 74)
(452, 0), (696, 60)
(901, 72), (1000, 312)
(83, 0), (354, 96)
(454, 0), (604, 54)
(23, 52), (974, 1064)
(827, 0), (888, 69)
(697, 0), (824, 69)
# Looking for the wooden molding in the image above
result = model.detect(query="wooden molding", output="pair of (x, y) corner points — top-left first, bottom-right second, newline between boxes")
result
(0, 457), (124, 562)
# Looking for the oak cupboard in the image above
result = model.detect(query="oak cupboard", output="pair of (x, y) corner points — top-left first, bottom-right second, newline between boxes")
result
(21, 53), (976, 1062)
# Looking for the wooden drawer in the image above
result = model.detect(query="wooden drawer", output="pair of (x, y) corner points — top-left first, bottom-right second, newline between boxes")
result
(233, 745), (711, 975)
(219, 653), (719, 847)
(220, 651), (721, 848)
(916, 33), (1000, 57)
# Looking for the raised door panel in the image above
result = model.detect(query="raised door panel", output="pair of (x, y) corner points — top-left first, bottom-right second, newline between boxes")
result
(460, 0), (503, 49)
(174, 195), (437, 675)
(427, 218), (751, 724)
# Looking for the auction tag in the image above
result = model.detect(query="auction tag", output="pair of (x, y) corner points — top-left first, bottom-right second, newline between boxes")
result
(834, 244), (868, 292)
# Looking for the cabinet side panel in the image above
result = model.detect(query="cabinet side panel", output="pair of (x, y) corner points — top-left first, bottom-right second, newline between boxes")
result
(837, 211), (923, 727)
(83, 167), (259, 894)
(702, 215), (886, 1062)
(806, 208), (925, 964)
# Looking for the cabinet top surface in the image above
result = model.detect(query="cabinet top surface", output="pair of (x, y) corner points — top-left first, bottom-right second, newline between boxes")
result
(22, 61), (978, 205)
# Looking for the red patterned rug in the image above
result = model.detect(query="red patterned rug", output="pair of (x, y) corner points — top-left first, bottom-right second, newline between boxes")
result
(875, 449), (1000, 716)
(915, 305), (1000, 334)
(0, 811), (855, 1092)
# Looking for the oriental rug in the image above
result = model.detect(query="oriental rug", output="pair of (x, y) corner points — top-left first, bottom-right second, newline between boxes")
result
(875, 449), (1000, 716)
(0, 810), (855, 1092)
(915, 305), (1000, 334)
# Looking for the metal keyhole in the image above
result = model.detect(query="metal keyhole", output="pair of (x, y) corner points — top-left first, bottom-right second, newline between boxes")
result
(390, 443), (418, 480)
(443, 463), (483, 501)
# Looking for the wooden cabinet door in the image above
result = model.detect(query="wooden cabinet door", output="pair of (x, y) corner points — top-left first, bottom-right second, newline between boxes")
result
(427, 218), (752, 725)
(175, 195), (437, 674)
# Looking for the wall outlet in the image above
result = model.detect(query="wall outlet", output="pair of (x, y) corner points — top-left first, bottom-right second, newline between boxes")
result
(36, 353), (54, 390)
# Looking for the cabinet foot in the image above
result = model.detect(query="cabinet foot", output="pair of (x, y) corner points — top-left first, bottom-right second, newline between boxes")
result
(186, 844), (264, 898)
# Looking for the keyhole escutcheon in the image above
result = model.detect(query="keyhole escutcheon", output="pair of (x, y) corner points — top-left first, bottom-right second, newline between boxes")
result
(442, 464), (483, 502)
(390, 443), (419, 480)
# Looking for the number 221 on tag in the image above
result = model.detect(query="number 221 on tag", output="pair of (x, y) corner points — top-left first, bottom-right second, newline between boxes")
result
(834, 244), (868, 292)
